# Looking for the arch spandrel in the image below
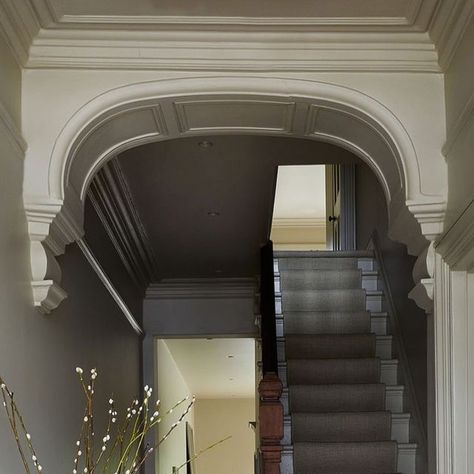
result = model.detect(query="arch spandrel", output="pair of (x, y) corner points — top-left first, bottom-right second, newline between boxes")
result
(23, 76), (446, 313)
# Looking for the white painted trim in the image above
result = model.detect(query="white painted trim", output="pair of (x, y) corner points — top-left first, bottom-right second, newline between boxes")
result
(433, 254), (454, 474)
(443, 89), (474, 157)
(27, 30), (440, 72)
(24, 76), (445, 314)
(272, 217), (326, 228)
(0, 101), (27, 156)
(146, 278), (257, 299)
(429, 0), (474, 70)
(77, 238), (143, 335)
(436, 197), (474, 270)
(58, 14), (412, 27)
(88, 158), (159, 287)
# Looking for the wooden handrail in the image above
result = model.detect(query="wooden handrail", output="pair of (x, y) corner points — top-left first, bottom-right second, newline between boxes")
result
(260, 240), (278, 375)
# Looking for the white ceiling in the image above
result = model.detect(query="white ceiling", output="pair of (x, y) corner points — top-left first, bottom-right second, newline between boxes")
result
(273, 165), (326, 220)
(162, 338), (255, 399)
(117, 135), (358, 280)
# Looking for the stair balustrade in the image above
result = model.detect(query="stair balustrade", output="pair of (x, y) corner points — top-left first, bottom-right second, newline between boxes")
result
(258, 240), (284, 474)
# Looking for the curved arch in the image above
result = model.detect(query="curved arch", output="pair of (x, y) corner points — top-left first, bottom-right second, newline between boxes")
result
(24, 76), (446, 312)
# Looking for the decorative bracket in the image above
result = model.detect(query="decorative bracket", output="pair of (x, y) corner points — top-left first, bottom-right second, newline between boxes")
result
(25, 193), (84, 313)
(409, 242), (436, 313)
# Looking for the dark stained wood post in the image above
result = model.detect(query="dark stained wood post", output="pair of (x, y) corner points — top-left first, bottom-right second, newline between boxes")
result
(259, 372), (283, 474)
(259, 241), (283, 474)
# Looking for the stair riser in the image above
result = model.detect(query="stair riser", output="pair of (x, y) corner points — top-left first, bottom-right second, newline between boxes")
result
(276, 313), (388, 337)
(280, 444), (415, 474)
(274, 257), (377, 274)
(281, 386), (405, 415)
(274, 272), (379, 293)
(278, 360), (398, 387)
(277, 336), (392, 361)
(282, 414), (410, 445)
(275, 293), (383, 314)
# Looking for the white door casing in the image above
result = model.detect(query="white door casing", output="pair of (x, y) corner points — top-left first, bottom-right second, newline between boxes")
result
(21, 76), (447, 313)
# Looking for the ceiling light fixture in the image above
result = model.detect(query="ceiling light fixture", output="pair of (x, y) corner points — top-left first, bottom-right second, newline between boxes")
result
(198, 140), (213, 148)
(227, 355), (234, 358)
(207, 211), (220, 217)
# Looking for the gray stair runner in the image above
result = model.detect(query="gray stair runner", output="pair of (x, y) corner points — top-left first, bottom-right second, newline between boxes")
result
(277, 252), (412, 474)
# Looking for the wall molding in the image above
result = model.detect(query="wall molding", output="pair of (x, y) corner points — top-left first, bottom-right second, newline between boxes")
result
(429, 0), (474, 70)
(443, 89), (474, 157)
(435, 197), (474, 270)
(0, 0), (42, 66)
(0, 101), (27, 157)
(88, 158), (159, 288)
(146, 278), (257, 300)
(26, 30), (440, 72)
(58, 14), (412, 28)
(77, 238), (143, 335)
(272, 217), (326, 228)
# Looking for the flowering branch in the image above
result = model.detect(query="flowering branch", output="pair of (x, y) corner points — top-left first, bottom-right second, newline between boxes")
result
(1, 368), (228, 474)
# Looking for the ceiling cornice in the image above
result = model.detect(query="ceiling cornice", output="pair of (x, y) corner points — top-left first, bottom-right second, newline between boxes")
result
(87, 158), (159, 289)
(0, 0), (471, 73)
(272, 217), (327, 228)
(429, 0), (474, 69)
(27, 30), (440, 72)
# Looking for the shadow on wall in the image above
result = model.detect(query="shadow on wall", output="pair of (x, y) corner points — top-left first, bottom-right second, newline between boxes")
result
(355, 164), (428, 431)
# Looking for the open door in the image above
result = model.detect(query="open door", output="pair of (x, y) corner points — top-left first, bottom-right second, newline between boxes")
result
(326, 164), (356, 250)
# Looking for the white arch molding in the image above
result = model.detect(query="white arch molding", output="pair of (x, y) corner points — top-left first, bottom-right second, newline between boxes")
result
(23, 76), (447, 313)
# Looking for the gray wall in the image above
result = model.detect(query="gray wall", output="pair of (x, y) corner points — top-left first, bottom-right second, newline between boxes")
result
(0, 33), (141, 472)
(356, 164), (428, 430)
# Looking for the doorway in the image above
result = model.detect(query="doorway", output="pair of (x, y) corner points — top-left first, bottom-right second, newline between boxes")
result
(155, 338), (256, 474)
(270, 165), (327, 251)
(270, 164), (356, 251)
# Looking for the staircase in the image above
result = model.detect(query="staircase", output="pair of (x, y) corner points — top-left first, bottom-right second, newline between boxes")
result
(274, 251), (417, 474)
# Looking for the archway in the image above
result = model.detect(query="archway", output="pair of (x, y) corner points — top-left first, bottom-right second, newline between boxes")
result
(22, 76), (446, 312)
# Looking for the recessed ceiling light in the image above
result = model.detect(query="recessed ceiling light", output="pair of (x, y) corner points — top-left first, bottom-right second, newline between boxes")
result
(198, 140), (213, 148)
(227, 355), (234, 358)
(207, 211), (220, 217)
(229, 378), (234, 381)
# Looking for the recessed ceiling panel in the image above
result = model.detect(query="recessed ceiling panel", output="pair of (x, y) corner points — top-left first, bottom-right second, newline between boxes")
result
(162, 338), (255, 399)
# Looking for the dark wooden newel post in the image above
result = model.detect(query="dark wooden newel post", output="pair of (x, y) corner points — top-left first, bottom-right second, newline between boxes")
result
(259, 241), (283, 474)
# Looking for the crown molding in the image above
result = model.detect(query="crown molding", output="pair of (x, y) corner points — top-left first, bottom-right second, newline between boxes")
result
(26, 30), (440, 72)
(0, 102), (27, 157)
(146, 278), (257, 299)
(443, 89), (474, 157)
(429, 0), (474, 70)
(58, 14), (412, 28)
(88, 158), (159, 289)
(77, 238), (143, 335)
(436, 197), (474, 270)
(272, 217), (326, 228)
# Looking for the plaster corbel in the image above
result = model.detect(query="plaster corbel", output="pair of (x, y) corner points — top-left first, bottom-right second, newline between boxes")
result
(25, 194), (84, 314)
(409, 241), (435, 313)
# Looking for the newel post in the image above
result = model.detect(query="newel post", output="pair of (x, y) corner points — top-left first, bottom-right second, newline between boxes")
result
(259, 372), (283, 474)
